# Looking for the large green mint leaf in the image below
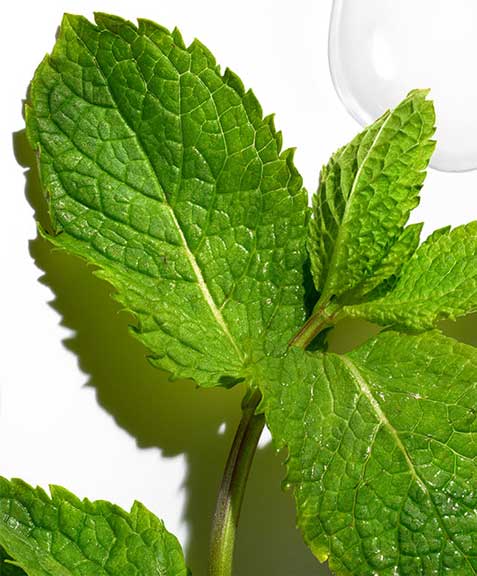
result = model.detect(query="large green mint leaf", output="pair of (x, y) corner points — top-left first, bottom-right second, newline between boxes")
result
(26, 13), (308, 387)
(0, 478), (188, 576)
(259, 331), (477, 575)
(345, 221), (477, 330)
(308, 90), (435, 303)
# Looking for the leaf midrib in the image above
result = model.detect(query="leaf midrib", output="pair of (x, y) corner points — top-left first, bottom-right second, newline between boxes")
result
(64, 15), (244, 363)
(338, 355), (426, 492)
(338, 354), (477, 574)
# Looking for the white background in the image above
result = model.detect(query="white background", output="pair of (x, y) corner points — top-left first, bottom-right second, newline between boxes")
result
(2, 1), (476, 574)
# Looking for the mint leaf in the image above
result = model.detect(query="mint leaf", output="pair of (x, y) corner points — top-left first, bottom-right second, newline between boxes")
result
(259, 331), (477, 575)
(26, 13), (308, 388)
(0, 478), (188, 576)
(344, 222), (423, 302)
(308, 90), (435, 303)
(346, 221), (477, 329)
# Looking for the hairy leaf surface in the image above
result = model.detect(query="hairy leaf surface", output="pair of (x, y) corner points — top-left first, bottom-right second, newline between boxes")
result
(309, 90), (435, 302)
(259, 331), (477, 575)
(346, 222), (477, 329)
(26, 13), (308, 387)
(0, 478), (188, 576)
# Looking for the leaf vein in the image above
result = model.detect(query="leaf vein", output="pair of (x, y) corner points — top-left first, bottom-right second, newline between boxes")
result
(66, 18), (245, 362)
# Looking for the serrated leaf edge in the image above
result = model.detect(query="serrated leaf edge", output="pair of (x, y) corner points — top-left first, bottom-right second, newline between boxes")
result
(27, 13), (308, 385)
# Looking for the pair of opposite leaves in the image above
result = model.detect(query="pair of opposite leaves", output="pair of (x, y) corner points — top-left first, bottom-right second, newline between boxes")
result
(4, 11), (477, 576)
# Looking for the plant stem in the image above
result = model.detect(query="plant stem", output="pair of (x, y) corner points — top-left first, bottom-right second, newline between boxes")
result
(288, 310), (329, 349)
(209, 388), (265, 576)
(289, 299), (340, 349)
(209, 300), (339, 574)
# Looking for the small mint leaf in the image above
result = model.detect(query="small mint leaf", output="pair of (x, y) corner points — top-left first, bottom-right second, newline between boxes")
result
(346, 221), (477, 329)
(0, 478), (188, 576)
(26, 13), (308, 388)
(343, 222), (423, 302)
(308, 90), (435, 303)
(259, 331), (477, 575)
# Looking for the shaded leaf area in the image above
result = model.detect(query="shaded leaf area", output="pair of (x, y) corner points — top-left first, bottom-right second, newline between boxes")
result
(0, 546), (26, 576)
(26, 12), (308, 388)
(259, 331), (477, 575)
(0, 478), (188, 576)
(346, 222), (477, 330)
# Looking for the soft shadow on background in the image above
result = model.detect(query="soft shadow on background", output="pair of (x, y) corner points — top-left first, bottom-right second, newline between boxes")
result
(14, 129), (326, 575)
(15, 129), (477, 576)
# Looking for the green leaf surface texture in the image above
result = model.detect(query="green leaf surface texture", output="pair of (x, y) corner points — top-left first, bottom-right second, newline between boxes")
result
(308, 90), (435, 301)
(344, 222), (423, 302)
(346, 222), (477, 330)
(26, 13), (308, 387)
(0, 478), (188, 576)
(0, 546), (26, 576)
(259, 331), (477, 575)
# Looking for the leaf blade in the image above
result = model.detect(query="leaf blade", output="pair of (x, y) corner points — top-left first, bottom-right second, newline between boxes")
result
(0, 478), (188, 576)
(309, 90), (435, 302)
(259, 331), (477, 575)
(343, 222), (423, 302)
(26, 13), (308, 387)
(346, 221), (477, 329)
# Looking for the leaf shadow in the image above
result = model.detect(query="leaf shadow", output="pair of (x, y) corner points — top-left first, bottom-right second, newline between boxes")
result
(440, 314), (477, 348)
(13, 129), (327, 576)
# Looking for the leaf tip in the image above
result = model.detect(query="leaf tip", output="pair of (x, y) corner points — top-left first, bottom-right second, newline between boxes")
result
(171, 26), (186, 49)
(281, 146), (298, 167)
(223, 67), (245, 96)
(407, 87), (431, 98)
(137, 16), (171, 38)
